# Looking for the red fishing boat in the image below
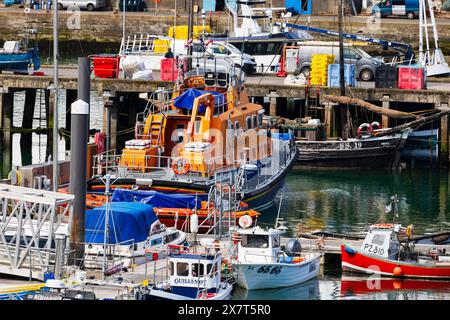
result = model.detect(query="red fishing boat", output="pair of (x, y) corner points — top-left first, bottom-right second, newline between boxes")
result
(341, 195), (450, 279)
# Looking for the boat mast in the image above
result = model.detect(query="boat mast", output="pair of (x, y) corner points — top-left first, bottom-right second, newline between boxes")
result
(52, 1), (59, 191)
(338, 0), (347, 138)
(187, 0), (194, 71)
(102, 174), (111, 279)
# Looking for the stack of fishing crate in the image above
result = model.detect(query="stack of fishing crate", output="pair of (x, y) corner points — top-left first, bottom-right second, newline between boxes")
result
(310, 54), (335, 86)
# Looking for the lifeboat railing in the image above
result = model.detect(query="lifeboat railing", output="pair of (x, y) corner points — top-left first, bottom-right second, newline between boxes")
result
(92, 150), (242, 181)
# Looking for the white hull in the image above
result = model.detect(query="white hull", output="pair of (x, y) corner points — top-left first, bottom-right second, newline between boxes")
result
(234, 254), (321, 290)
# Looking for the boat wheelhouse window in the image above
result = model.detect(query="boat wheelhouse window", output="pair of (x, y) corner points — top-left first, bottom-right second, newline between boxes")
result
(252, 43), (268, 56)
(258, 113), (263, 127)
(235, 121), (240, 130)
(272, 235), (280, 248)
(241, 234), (270, 248)
(246, 117), (252, 130)
(191, 263), (205, 277)
(252, 115), (258, 128)
(372, 234), (386, 246)
(170, 261), (174, 276)
(206, 263), (213, 275)
(266, 42), (281, 55)
(176, 262), (189, 276)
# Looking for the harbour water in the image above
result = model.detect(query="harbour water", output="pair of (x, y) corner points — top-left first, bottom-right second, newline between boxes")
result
(4, 93), (450, 300)
(233, 168), (450, 299)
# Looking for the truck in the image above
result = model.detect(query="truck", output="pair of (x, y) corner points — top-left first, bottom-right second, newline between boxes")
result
(372, 0), (420, 19)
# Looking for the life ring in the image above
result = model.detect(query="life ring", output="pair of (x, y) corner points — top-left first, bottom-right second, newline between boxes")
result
(371, 121), (382, 130)
(371, 223), (394, 229)
(357, 123), (373, 137)
(172, 159), (190, 175)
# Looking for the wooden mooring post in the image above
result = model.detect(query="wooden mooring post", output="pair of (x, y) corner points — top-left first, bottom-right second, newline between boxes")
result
(0, 90), (13, 178)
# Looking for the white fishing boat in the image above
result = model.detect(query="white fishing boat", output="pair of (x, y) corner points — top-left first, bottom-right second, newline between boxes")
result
(134, 246), (233, 300)
(232, 217), (321, 290)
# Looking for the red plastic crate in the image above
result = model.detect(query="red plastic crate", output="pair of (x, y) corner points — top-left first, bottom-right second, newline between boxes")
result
(91, 55), (120, 79)
(160, 58), (178, 81)
(397, 66), (426, 90)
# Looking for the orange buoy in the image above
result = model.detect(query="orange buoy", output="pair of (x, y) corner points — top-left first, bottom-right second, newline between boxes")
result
(393, 266), (403, 277)
(393, 280), (402, 290)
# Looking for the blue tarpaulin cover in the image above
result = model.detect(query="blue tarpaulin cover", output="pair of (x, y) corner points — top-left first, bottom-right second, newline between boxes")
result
(172, 88), (224, 113)
(111, 189), (202, 209)
(85, 202), (157, 244)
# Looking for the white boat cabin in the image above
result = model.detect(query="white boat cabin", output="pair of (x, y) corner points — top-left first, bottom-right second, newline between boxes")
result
(361, 224), (401, 260)
(237, 226), (284, 264)
(168, 252), (222, 298)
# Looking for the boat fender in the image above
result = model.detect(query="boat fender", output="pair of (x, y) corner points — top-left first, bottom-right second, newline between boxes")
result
(393, 266), (403, 276)
(371, 121), (382, 130)
(344, 247), (357, 255)
(357, 123), (373, 137)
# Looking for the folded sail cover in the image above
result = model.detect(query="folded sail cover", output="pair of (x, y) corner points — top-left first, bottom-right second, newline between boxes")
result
(172, 88), (224, 113)
(85, 202), (158, 244)
(111, 189), (202, 209)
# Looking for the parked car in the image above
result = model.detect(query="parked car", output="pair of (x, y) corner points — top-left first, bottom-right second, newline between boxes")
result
(372, 0), (419, 19)
(178, 40), (257, 75)
(56, 0), (106, 11)
(293, 41), (385, 81)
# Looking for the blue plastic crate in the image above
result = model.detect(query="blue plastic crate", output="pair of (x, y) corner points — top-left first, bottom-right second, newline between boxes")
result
(327, 64), (356, 87)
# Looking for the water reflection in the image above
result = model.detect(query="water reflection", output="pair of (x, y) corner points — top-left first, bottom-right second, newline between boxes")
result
(232, 279), (321, 300)
(279, 167), (450, 235)
(339, 276), (450, 300)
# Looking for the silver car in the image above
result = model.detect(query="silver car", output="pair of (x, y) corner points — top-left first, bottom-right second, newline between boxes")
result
(56, 0), (106, 11)
(294, 42), (384, 81)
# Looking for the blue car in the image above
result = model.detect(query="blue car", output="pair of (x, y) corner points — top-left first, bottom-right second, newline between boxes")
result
(372, 0), (419, 19)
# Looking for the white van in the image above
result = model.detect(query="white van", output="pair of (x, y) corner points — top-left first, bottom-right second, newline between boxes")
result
(177, 40), (257, 74)
(119, 36), (257, 76)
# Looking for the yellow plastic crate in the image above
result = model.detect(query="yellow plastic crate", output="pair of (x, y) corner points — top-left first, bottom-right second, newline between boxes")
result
(168, 25), (212, 40)
(153, 39), (171, 53)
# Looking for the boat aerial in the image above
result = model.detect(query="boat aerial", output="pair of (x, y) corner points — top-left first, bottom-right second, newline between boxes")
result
(134, 245), (233, 300)
(88, 63), (298, 211)
(231, 216), (322, 290)
(341, 195), (450, 279)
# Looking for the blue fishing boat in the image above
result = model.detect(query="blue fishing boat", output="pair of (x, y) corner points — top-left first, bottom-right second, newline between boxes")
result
(0, 30), (41, 74)
(134, 248), (233, 300)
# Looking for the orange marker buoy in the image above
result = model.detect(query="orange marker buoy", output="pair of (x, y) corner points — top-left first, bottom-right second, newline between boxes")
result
(393, 266), (403, 277)
(393, 280), (402, 290)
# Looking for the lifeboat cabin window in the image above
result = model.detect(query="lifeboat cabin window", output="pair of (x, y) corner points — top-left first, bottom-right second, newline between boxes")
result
(241, 234), (269, 248)
(258, 113), (263, 127)
(170, 261), (175, 276)
(191, 263), (205, 277)
(235, 121), (240, 131)
(177, 262), (190, 276)
(246, 117), (252, 130)
(252, 115), (257, 128)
